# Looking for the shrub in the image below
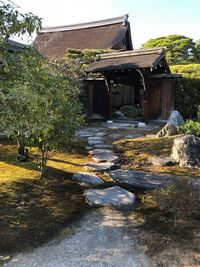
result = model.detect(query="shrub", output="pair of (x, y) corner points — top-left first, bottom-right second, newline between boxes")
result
(119, 105), (142, 118)
(152, 178), (200, 221)
(170, 64), (200, 79)
(174, 77), (200, 119)
(180, 120), (200, 137)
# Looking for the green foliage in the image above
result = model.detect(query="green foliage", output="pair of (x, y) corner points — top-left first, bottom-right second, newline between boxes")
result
(119, 105), (142, 118)
(174, 77), (200, 119)
(180, 120), (200, 137)
(152, 178), (200, 221)
(0, 47), (83, 175)
(142, 34), (199, 65)
(170, 64), (200, 79)
(64, 48), (111, 71)
(0, 0), (41, 39)
(0, 2), (82, 176)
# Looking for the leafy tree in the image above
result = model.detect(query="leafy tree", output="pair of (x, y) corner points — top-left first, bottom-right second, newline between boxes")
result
(142, 34), (198, 65)
(0, 1), (83, 176)
(0, 0), (41, 40)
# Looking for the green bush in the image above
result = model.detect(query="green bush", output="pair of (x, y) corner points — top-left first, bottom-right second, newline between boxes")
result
(170, 64), (200, 79)
(180, 120), (200, 137)
(119, 105), (142, 118)
(152, 178), (200, 221)
(174, 77), (200, 119)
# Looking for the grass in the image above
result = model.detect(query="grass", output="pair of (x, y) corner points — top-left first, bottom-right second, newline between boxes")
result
(114, 135), (200, 177)
(113, 133), (200, 266)
(0, 138), (92, 264)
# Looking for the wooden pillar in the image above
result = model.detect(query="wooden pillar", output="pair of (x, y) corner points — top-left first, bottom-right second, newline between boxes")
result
(142, 77), (149, 122)
(87, 82), (93, 117)
(107, 91), (112, 119)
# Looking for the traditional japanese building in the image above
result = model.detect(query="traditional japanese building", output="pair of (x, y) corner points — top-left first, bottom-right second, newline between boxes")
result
(34, 15), (179, 121)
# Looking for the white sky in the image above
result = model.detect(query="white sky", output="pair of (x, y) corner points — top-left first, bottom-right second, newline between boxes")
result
(12, 0), (200, 48)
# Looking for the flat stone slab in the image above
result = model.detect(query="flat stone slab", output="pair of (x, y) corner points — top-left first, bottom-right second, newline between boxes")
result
(72, 172), (104, 185)
(84, 186), (136, 209)
(93, 132), (107, 137)
(87, 136), (104, 142)
(93, 144), (113, 149)
(92, 153), (119, 163)
(85, 162), (115, 172)
(76, 131), (92, 138)
(89, 149), (113, 155)
(88, 140), (104, 146)
(109, 169), (177, 190)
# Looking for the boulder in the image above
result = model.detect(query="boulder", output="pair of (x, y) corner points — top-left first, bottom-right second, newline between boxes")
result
(168, 110), (184, 127)
(157, 123), (178, 137)
(171, 134), (200, 167)
(109, 169), (177, 190)
(84, 186), (136, 209)
(72, 172), (104, 186)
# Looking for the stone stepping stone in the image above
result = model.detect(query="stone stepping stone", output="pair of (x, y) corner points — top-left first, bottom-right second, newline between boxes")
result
(89, 149), (113, 155)
(72, 172), (104, 185)
(93, 132), (107, 137)
(85, 162), (115, 172)
(84, 186), (136, 210)
(93, 144), (113, 149)
(87, 136), (104, 146)
(109, 169), (177, 190)
(88, 136), (104, 141)
(76, 131), (91, 138)
(88, 140), (104, 146)
(92, 153), (119, 163)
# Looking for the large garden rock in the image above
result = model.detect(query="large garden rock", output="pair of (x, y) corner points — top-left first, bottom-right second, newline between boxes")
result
(84, 186), (136, 209)
(109, 169), (176, 190)
(171, 134), (200, 167)
(72, 172), (104, 185)
(168, 110), (184, 127)
(157, 123), (178, 137)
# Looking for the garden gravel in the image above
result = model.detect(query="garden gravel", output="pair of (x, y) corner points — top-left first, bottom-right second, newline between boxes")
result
(4, 208), (154, 267)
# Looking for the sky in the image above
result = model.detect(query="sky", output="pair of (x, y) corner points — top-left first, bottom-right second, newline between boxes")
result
(12, 0), (200, 48)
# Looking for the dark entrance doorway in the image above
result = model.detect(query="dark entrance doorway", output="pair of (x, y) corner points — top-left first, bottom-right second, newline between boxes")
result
(92, 81), (108, 117)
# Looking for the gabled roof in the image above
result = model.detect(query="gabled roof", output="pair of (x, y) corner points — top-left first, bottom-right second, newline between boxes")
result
(33, 15), (133, 59)
(86, 48), (167, 72)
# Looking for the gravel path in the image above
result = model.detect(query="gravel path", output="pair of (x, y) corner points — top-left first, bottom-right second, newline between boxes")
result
(4, 208), (155, 267)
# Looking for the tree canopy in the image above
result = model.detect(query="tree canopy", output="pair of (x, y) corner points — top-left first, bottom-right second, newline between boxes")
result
(0, 1), (83, 176)
(0, 0), (41, 39)
(142, 34), (199, 65)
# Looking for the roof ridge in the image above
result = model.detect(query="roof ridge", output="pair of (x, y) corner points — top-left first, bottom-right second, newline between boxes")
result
(40, 14), (129, 33)
(99, 47), (165, 60)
